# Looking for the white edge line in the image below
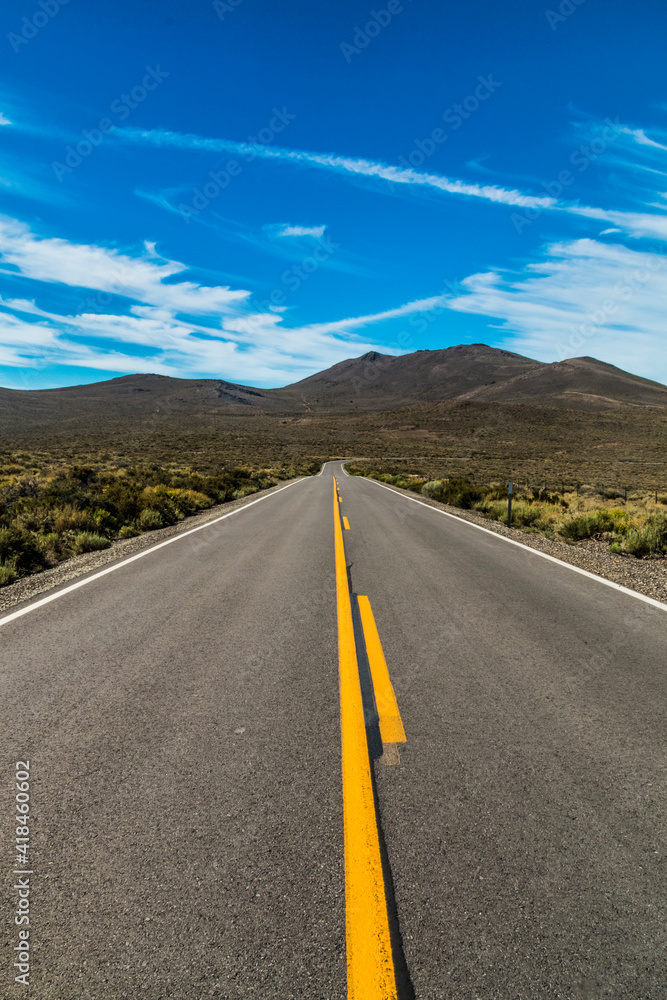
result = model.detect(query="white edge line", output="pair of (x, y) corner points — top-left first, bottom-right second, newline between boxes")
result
(0, 479), (305, 629)
(362, 474), (667, 614)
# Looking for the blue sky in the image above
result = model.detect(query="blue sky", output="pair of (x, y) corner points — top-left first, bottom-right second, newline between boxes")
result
(1, 0), (667, 390)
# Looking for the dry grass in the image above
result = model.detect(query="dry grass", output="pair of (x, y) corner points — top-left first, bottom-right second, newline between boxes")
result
(348, 464), (667, 558)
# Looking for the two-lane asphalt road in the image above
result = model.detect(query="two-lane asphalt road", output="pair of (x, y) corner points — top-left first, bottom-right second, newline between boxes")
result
(2, 461), (666, 998)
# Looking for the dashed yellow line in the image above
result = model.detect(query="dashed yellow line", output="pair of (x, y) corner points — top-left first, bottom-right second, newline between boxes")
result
(343, 516), (350, 530)
(358, 597), (406, 745)
(334, 480), (397, 999)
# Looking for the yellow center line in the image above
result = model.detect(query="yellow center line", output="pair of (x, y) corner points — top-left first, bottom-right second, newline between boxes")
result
(358, 597), (406, 745)
(343, 516), (350, 530)
(334, 480), (398, 999)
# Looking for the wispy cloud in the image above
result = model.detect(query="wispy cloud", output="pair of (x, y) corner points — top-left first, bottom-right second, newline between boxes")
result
(276, 224), (326, 238)
(619, 126), (667, 152)
(0, 215), (249, 315)
(114, 126), (557, 210)
(0, 114), (11, 126)
(114, 124), (667, 245)
(445, 237), (667, 381)
(0, 213), (447, 386)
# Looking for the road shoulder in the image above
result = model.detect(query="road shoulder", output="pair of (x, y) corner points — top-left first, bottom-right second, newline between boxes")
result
(0, 476), (306, 615)
(356, 474), (667, 606)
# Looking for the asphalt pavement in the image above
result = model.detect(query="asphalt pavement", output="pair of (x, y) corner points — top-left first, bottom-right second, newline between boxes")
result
(2, 461), (666, 999)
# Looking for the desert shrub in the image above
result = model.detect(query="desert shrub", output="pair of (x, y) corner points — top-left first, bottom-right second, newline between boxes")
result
(0, 527), (44, 572)
(422, 478), (485, 509)
(509, 502), (543, 527)
(622, 512), (667, 556)
(37, 532), (68, 563)
(623, 526), (665, 557)
(10, 505), (55, 533)
(138, 485), (195, 525)
(138, 508), (164, 530)
(0, 563), (17, 586)
(560, 509), (619, 541)
(119, 524), (139, 538)
(480, 501), (508, 523)
(232, 485), (259, 500)
(167, 488), (212, 517)
(51, 505), (98, 534)
(479, 500), (556, 530)
(420, 480), (443, 498)
(90, 507), (114, 529)
(70, 532), (112, 554)
(99, 481), (142, 522)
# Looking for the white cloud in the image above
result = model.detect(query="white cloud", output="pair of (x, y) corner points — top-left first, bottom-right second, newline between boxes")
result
(276, 224), (326, 238)
(115, 127), (557, 210)
(0, 216), (249, 316)
(445, 237), (667, 381)
(565, 204), (667, 241)
(116, 124), (667, 243)
(0, 113), (11, 126)
(619, 126), (667, 152)
(0, 214), (451, 384)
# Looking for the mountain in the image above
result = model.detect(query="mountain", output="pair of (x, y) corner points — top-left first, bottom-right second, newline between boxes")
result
(1, 345), (666, 438)
(459, 355), (667, 410)
(279, 344), (542, 409)
(0, 373), (287, 436)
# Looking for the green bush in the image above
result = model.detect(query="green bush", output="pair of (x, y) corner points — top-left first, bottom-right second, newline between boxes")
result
(119, 524), (139, 538)
(420, 480), (443, 498)
(37, 532), (67, 563)
(138, 508), (164, 530)
(480, 500), (508, 523)
(70, 532), (112, 554)
(418, 478), (485, 509)
(0, 527), (44, 572)
(560, 509), (618, 541)
(168, 489), (212, 517)
(232, 485), (259, 500)
(622, 514), (667, 556)
(509, 502), (543, 527)
(0, 562), (17, 587)
(623, 526), (664, 557)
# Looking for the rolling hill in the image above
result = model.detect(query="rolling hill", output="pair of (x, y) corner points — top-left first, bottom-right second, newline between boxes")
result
(1, 345), (666, 438)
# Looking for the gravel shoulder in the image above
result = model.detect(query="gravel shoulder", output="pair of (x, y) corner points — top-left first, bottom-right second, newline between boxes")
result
(0, 476), (305, 615)
(359, 475), (667, 606)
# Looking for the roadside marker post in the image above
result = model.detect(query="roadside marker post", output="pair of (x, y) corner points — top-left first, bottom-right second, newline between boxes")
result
(507, 480), (513, 528)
